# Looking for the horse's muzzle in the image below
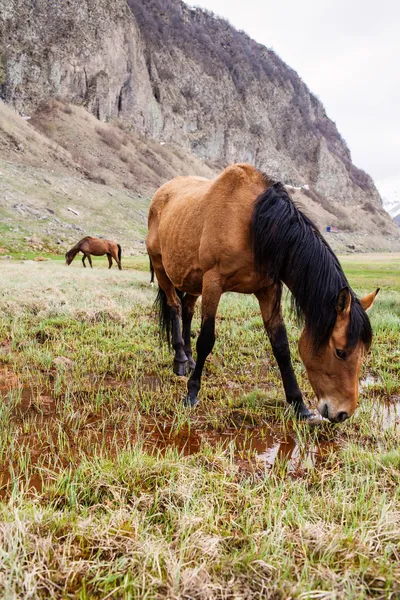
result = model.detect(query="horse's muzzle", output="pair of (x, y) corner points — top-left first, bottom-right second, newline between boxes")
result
(318, 401), (349, 423)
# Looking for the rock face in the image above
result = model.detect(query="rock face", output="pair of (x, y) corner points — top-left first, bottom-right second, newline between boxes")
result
(0, 0), (160, 132)
(0, 0), (393, 221)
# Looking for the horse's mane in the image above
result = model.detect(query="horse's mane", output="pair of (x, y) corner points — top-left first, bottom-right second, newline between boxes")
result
(68, 237), (90, 254)
(251, 181), (372, 351)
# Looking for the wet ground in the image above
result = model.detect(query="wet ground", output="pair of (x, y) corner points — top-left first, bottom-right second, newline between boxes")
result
(145, 420), (337, 476)
(0, 367), (399, 496)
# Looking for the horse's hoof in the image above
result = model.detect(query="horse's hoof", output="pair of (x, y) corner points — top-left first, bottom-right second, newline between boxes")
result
(187, 357), (196, 371)
(183, 395), (198, 408)
(294, 403), (314, 420)
(173, 360), (188, 376)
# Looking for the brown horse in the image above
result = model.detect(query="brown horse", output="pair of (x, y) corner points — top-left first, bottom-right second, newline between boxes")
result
(147, 163), (379, 423)
(65, 237), (122, 270)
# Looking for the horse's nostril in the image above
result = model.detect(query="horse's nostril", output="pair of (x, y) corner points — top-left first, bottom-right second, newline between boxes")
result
(336, 411), (349, 423)
(320, 403), (329, 419)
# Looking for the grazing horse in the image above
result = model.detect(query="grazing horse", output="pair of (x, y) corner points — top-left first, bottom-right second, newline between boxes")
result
(65, 237), (122, 270)
(147, 164), (378, 423)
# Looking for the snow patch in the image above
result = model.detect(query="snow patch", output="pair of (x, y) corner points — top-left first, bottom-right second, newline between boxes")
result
(377, 176), (400, 219)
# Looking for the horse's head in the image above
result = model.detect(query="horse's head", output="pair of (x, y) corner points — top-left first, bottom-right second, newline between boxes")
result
(298, 287), (379, 423)
(65, 251), (73, 265)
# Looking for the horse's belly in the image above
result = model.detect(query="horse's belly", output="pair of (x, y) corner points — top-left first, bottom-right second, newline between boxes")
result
(182, 269), (203, 295)
(165, 264), (203, 295)
(221, 266), (262, 294)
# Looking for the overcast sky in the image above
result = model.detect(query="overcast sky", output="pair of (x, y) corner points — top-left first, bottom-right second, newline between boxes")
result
(188, 0), (399, 187)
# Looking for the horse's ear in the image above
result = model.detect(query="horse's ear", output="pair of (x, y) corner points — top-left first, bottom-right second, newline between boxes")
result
(333, 287), (351, 344)
(336, 287), (351, 316)
(360, 288), (380, 312)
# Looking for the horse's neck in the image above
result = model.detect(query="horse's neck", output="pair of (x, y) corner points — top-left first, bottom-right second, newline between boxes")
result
(69, 246), (80, 258)
(281, 243), (344, 317)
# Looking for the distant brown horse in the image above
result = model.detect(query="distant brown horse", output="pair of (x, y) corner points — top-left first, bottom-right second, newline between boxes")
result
(65, 237), (122, 269)
(147, 163), (378, 423)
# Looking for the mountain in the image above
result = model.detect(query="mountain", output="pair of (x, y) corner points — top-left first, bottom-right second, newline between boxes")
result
(377, 177), (400, 226)
(0, 0), (399, 246)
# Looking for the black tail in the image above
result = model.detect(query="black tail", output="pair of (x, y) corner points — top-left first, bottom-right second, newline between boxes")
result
(154, 286), (184, 348)
(117, 244), (122, 263)
(149, 257), (155, 284)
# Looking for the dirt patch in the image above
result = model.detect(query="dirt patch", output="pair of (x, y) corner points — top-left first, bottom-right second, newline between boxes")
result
(0, 366), (20, 389)
(0, 366), (56, 415)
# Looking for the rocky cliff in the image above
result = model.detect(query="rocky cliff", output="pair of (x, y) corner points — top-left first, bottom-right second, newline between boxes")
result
(0, 0), (159, 129)
(0, 0), (397, 233)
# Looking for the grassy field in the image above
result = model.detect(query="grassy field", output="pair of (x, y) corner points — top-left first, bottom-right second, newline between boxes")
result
(0, 254), (399, 599)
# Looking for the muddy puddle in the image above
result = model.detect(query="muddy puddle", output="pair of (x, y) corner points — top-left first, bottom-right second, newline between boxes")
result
(360, 374), (400, 428)
(370, 396), (400, 429)
(0, 366), (399, 496)
(145, 422), (334, 472)
(0, 418), (334, 497)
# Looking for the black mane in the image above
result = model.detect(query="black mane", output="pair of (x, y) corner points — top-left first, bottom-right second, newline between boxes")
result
(251, 181), (372, 351)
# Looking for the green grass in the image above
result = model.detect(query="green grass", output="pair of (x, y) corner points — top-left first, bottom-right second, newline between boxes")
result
(0, 254), (399, 598)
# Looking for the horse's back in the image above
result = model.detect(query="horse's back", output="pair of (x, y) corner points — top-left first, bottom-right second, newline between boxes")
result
(147, 164), (269, 293)
(79, 236), (115, 256)
(148, 163), (266, 243)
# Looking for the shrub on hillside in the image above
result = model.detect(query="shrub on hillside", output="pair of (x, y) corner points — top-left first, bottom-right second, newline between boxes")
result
(95, 126), (122, 151)
(363, 201), (378, 214)
(119, 150), (130, 163)
(86, 170), (114, 186)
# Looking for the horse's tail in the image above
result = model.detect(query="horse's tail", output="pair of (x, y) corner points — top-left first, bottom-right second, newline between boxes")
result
(149, 257), (155, 284)
(154, 286), (184, 348)
(117, 244), (122, 263)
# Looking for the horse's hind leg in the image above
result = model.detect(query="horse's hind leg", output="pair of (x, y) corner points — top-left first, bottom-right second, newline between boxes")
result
(255, 286), (312, 419)
(182, 294), (198, 371)
(185, 270), (222, 407)
(107, 253), (113, 269)
(111, 247), (122, 270)
(155, 268), (189, 376)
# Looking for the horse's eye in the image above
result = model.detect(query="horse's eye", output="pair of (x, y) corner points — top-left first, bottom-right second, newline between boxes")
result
(335, 349), (347, 360)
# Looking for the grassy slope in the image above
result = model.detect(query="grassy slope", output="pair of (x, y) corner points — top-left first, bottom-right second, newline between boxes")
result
(0, 99), (215, 255)
(0, 158), (153, 255)
(0, 255), (399, 598)
(0, 158), (151, 254)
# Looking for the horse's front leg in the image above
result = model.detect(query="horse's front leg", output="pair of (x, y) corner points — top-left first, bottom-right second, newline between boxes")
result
(182, 294), (198, 371)
(185, 271), (221, 407)
(82, 254), (86, 268)
(87, 254), (93, 268)
(255, 287), (313, 420)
